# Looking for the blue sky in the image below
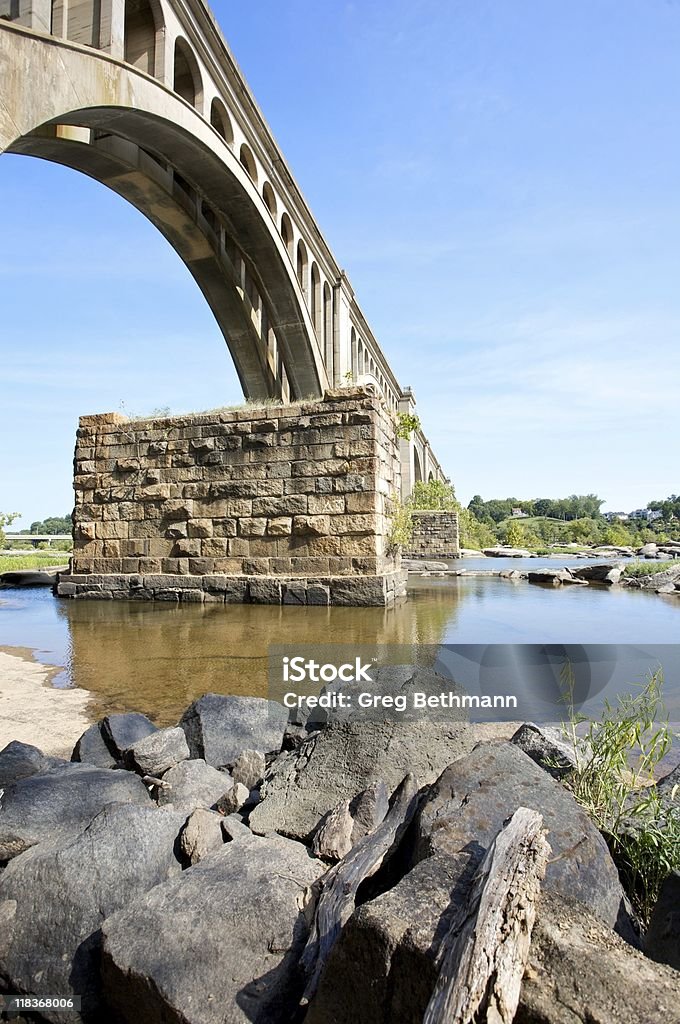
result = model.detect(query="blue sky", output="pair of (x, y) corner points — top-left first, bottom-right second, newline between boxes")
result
(2, 0), (680, 528)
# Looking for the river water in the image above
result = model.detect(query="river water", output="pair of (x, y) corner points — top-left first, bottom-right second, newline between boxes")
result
(0, 558), (679, 724)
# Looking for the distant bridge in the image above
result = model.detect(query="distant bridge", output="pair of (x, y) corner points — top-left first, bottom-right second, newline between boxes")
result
(0, 0), (447, 494)
(4, 534), (72, 547)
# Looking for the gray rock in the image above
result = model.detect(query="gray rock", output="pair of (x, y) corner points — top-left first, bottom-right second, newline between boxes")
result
(312, 781), (389, 861)
(71, 722), (117, 768)
(517, 891), (680, 1023)
(249, 718), (473, 842)
(527, 568), (571, 586)
(101, 833), (325, 1024)
(0, 740), (65, 788)
(179, 808), (225, 865)
(644, 870), (680, 970)
(569, 562), (624, 585)
(0, 763), (150, 860)
(482, 547), (532, 558)
(221, 814), (252, 842)
(231, 749), (266, 790)
(0, 803), (185, 1022)
(415, 742), (632, 932)
(511, 722), (581, 778)
(306, 866), (668, 1024)
(639, 542), (658, 558)
(124, 726), (190, 776)
(179, 694), (288, 767)
(157, 758), (234, 815)
(215, 782), (250, 815)
(102, 712), (158, 759)
(402, 559), (448, 571)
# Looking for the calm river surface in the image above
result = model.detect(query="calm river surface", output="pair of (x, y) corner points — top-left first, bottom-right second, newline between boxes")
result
(1, 558), (679, 724)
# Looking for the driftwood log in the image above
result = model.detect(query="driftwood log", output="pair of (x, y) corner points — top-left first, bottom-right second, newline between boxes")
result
(300, 772), (420, 1005)
(423, 806), (551, 1024)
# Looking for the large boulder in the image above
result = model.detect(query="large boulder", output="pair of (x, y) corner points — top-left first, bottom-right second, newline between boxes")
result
(71, 722), (116, 768)
(527, 568), (571, 586)
(0, 740), (64, 788)
(0, 804), (185, 1022)
(569, 562), (624, 584)
(156, 758), (234, 815)
(179, 808), (225, 865)
(306, 860), (668, 1024)
(0, 763), (150, 860)
(249, 718), (473, 842)
(124, 726), (190, 777)
(179, 694), (288, 767)
(511, 722), (581, 779)
(101, 833), (325, 1024)
(102, 712), (158, 759)
(415, 742), (632, 931)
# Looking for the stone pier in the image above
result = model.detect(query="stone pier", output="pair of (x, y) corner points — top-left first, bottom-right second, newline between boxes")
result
(57, 388), (407, 606)
(404, 510), (460, 560)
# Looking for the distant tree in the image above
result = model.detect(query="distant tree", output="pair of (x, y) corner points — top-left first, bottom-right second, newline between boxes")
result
(0, 512), (20, 548)
(409, 480), (457, 511)
(29, 514), (71, 535)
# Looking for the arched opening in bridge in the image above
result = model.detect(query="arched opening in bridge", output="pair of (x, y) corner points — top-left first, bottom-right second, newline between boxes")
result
(280, 213), (294, 261)
(428, 471), (434, 483)
(210, 97), (233, 146)
(350, 328), (358, 379)
(239, 144), (257, 184)
(323, 283), (333, 378)
(310, 262), (321, 335)
(173, 38), (203, 110)
(414, 449), (423, 484)
(262, 181), (277, 219)
(357, 340), (364, 375)
(296, 239), (308, 301)
(124, 0), (158, 74)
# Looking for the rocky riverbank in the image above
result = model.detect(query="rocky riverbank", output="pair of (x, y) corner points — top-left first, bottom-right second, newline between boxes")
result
(0, 675), (678, 1023)
(0, 650), (91, 756)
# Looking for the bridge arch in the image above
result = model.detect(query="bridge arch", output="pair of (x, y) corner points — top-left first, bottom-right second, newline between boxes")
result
(209, 96), (233, 146)
(124, 0), (160, 75)
(173, 37), (203, 111)
(239, 142), (257, 184)
(0, 23), (326, 400)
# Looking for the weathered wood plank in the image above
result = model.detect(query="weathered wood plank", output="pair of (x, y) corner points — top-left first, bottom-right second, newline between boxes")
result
(423, 806), (551, 1024)
(300, 772), (420, 1005)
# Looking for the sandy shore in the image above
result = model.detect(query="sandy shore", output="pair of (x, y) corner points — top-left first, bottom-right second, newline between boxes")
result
(0, 648), (92, 758)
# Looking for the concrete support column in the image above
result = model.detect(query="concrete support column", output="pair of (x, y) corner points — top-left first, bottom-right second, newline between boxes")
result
(9, 0), (52, 32)
(51, 0), (67, 35)
(157, 26), (173, 87)
(333, 273), (354, 384)
(398, 388), (418, 500)
(99, 0), (124, 57)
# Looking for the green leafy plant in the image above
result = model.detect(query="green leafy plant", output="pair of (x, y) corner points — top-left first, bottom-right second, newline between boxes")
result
(409, 479), (457, 510)
(560, 665), (679, 923)
(623, 560), (675, 579)
(396, 412), (421, 440)
(386, 495), (413, 553)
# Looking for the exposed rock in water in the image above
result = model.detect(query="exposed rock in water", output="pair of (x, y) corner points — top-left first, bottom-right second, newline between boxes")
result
(0, 763), (150, 860)
(101, 833), (325, 1024)
(179, 694), (288, 767)
(482, 547), (532, 558)
(569, 562), (625, 585)
(527, 568), (572, 586)
(0, 804), (185, 1022)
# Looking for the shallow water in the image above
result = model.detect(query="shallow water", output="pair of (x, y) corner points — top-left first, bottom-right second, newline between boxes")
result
(0, 570), (679, 724)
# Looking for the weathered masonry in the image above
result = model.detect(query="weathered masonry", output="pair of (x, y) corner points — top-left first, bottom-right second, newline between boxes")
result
(404, 511), (460, 560)
(57, 389), (408, 606)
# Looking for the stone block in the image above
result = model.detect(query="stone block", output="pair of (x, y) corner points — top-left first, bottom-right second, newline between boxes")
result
(308, 494), (345, 515)
(292, 515), (330, 536)
(238, 517), (267, 537)
(267, 517), (292, 536)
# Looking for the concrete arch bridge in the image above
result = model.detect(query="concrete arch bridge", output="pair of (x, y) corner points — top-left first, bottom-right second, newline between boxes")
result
(0, 0), (447, 496)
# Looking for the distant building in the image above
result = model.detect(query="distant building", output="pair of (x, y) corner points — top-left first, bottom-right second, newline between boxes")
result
(511, 508), (528, 518)
(604, 512), (629, 523)
(629, 509), (662, 523)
